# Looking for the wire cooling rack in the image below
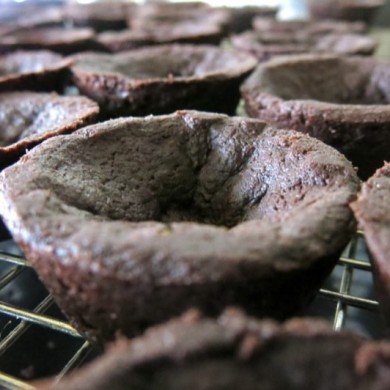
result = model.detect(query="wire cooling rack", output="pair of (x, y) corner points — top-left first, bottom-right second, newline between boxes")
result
(0, 231), (382, 390)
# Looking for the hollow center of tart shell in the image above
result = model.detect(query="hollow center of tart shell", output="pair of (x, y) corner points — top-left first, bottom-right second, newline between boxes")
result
(74, 47), (250, 80)
(261, 57), (390, 105)
(40, 114), (346, 228)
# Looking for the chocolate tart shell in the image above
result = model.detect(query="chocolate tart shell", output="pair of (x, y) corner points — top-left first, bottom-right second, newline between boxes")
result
(351, 163), (390, 331)
(0, 92), (99, 167)
(0, 111), (359, 343)
(308, 0), (384, 24)
(97, 23), (223, 53)
(63, 2), (133, 32)
(70, 44), (257, 116)
(0, 50), (72, 92)
(231, 32), (376, 62)
(0, 27), (106, 55)
(252, 17), (367, 36)
(242, 54), (390, 179)
(129, 3), (227, 28)
(227, 5), (278, 33)
(37, 311), (390, 390)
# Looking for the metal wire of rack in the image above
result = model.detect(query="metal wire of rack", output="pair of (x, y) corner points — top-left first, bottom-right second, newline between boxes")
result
(0, 231), (382, 390)
(0, 240), (95, 390)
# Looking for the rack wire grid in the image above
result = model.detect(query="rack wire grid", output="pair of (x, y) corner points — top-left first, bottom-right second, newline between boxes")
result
(0, 231), (383, 390)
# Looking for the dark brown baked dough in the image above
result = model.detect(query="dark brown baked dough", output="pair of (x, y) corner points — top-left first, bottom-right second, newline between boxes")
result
(227, 6), (278, 33)
(97, 23), (223, 52)
(0, 27), (105, 55)
(97, 2), (229, 50)
(0, 111), (359, 343)
(129, 4), (230, 42)
(63, 2), (134, 32)
(0, 50), (72, 92)
(231, 31), (376, 61)
(70, 44), (257, 116)
(231, 32), (308, 61)
(129, 2), (227, 28)
(246, 18), (374, 59)
(37, 310), (390, 390)
(0, 5), (64, 30)
(308, 0), (384, 24)
(0, 92), (99, 167)
(314, 33), (377, 55)
(351, 163), (390, 331)
(0, 27), (14, 38)
(241, 54), (390, 179)
(252, 17), (367, 36)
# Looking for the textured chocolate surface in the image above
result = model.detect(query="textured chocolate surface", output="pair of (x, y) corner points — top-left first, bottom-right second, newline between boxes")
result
(0, 92), (99, 165)
(0, 27), (105, 55)
(253, 17), (367, 36)
(241, 54), (390, 179)
(227, 6), (277, 33)
(0, 111), (359, 343)
(231, 32), (376, 61)
(63, 2), (133, 32)
(308, 0), (384, 23)
(39, 310), (390, 390)
(0, 5), (64, 30)
(231, 32), (309, 62)
(0, 50), (72, 92)
(129, 2), (228, 29)
(314, 33), (377, 56)
(71, 44), (257, 116)
(97, 23), (223, 52)
(351, 163), (390, 330)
